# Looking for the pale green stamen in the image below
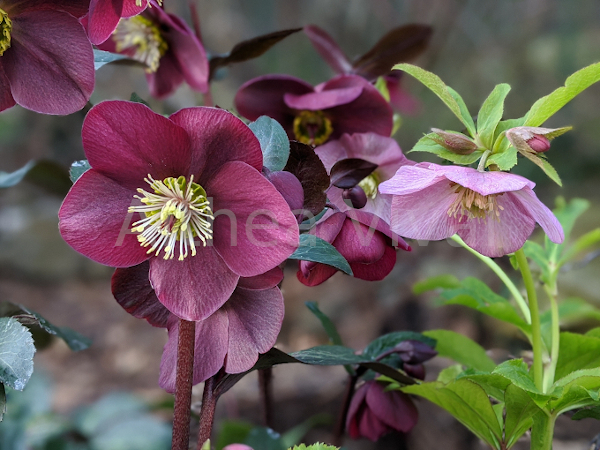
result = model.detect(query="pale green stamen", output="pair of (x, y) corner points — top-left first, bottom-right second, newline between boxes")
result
(447, 183), (504, 222)
(358, 172), (380, 200)
(128, 175), (213, 261)
(112, 15), (168, 72)
(0, 8), (12, 57)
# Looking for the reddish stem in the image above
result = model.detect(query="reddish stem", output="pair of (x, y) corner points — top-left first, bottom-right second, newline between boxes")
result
(172, 319), (196, 450)
(197, 376), (217, 449)
(258, 368), (274, 428)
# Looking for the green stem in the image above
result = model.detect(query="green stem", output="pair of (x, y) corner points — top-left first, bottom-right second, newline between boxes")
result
(515, 249), (544, 392)
(477, 149), (492, 172)
(542, 283), (560, 393)
(531, 411), (555, 450)
(450, 235), (531, 323)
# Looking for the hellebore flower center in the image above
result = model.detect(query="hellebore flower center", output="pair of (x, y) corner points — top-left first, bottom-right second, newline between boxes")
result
(358, 171), (381, 200)
(447, 182), (504, 221)
(128, 175), (214, 261)
(113, 15), (168, 72)
(292, 110), (333, 145)
(0, 8), (11, 56)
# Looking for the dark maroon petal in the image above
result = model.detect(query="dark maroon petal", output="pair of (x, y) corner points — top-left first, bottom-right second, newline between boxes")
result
(224, 286), (284, 373)
(296, 261), (337, 287)
(169, 107), (263, 184)
(366, 382), (418, 433)
(5, 10), (94, 115)
(311, 210), (346, 243)
(111, 261), (170, 327)
(159, 312), (228, 393)
(208, 161), (299, 278)
(330, 158), (378, 189)
(8, 0), (89, 17)
(121, 0), (147, 17)
(284, 85), (363, 110)
(303, 25), (352, 74)
(0, 64), (16, 113)
(58, 170), (150, 267)
(237, 267), (284, 290)
(267, 170), (304, 213)
(386, 74), (421, 115)
(234, 75), (314, 136)
(86, 0), (123, 44)
(333, 218), (387, 264)
(146, 52), (185, 99)
(346, 380), (370, 438)
(82, 101), (191, 190)
(349, 245), (396, 281)
(149, 248), (239, 321)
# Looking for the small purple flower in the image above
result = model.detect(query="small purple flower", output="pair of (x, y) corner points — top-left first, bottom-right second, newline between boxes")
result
(98, 0), (208, 98)
(235, 74), (393, 145)
(59, 101), (298, 321)
(379, 163), (564, 257)
(0, 0), (94, 114)
(346, 380), (418, 441)
(87, 0), (151, 45)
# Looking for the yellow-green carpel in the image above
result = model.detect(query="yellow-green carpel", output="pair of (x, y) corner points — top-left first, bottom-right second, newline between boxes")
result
(293, 110), (333, 146)
(0, 8), (12, 56)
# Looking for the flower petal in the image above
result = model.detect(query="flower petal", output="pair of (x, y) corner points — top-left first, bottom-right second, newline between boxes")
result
(149, 248), (239, 321)
(58, 169), (150, 267)
(303, 25), (352, 74)
(5, 10), (94, 115)
(121, 0), (147, 17)
(366, 382), (418, 433)
(435, 164), (535, 195)
(379, 164), (443, 196)
(82, 101), (191, 190)
(510, 188), (564, 244)
(111, 261), (170, 327)
(237, 267), (284, 290)
(0, 64), (16, 113)
(334, 218), (386, 264)
(168, 107), (263, 184)
(208, 161), (299, 278)
(9, 0), (89, 17)
(350, 245), (396, 281)
(224, 286), (284, 373)
(86, 0), (122, 44)
(284, 85), (363, 110)
(145, 52), (185, 99)
(296, 261), (338, 286)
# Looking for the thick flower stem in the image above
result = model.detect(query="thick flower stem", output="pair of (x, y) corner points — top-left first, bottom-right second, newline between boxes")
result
(258, 368), (274, 428)
(542, 283), (560, 393)
(172, 319), (196, 450)
(197, 376), (217, 449)
(332, 374), (359, 447)
(515, 249), (544, 392)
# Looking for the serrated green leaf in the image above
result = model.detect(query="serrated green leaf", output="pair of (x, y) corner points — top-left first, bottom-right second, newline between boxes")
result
(410, 133), (483, 165)
(486, 146), (517, 171)
(459, 372), (512, 401)
(477, 84), (511, 149)
(361, 331), (436, 360)
(493, 360), (541, 396)
(504, 384), (541, 448)
(518, 149), (562, 186)
(447, 87), (477, 137)
(0, 318), (35, 391)
(549, 370), (600, 415)
(69, 160), (91, 184)
(555, 332), (600, 380)
(288, 444), (339, 450)
(248, 116), (290, 172)
(0, 161), (35, 188)
(412, 274), (462, 294)
(423, 329), (495, 372)
(571, 405), (600, 420)
(288, 234), (352, 276)
(93, 49), (129, 70)
(524, 62), (600, 127)
(393, 64), (475, 134)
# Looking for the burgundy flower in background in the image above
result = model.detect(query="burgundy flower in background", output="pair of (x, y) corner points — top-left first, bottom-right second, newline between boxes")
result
(235, 74), (393, 146)
(59, 100), (298, 321)
(0, 0), (94, 114)
(98, 0), (208, 98)
(112, 262), (284, 391)
(379, 163), (564, 257)
(346, 380), (418, 441)
(87, 0), (152, 45)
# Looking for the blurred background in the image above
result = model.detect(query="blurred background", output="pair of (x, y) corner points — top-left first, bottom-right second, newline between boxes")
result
(1, 0), (599, 448)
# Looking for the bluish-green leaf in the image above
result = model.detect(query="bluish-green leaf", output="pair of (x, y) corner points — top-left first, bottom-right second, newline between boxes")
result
(0, 161), (35, 188)
(410, 133), (483, 165)
(0, 318), (35, 391)
(0, 384), (5, 422)
(288, 234), (352, 276)
(93, 49), (129, 70)
(305, 302), (343, 346)
(248, 116), (290, 172)
(423, 329), (495, 372)
(361, 331), (436, 360)
(69, 160), (91, 184)
(477, 84), (511, 149)
(244, 427), (285, 450)
(90, 415), (171, 450)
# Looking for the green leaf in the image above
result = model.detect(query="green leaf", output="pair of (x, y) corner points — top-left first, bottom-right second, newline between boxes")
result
(460, 372), (511, 402)
(288, 234), (352, 276)
(555, 332), (600, 380)
(69, 160), (91, 184)
(492, 117), (526, 152)
(548, 197), (590, 265)
(0, 318), (35, 391)
(402, 379), (502, 448)
(504, 384), (541, 448)
(486, 146), (517, 171)
(361, 331), (436, 360)
(540, 298), (600, 328)
(549, 369), (600, 415)
(447, 87), (477, 137)
(215, 420), (253, 450)
(437, 364), (464, 383)
(492, 360), (541, 397)
(244, 428), (286, 450)
(129, 92), (150, 107)
(571, 406), (600, 420)
(393, 64), (475, 135)
(409, 133), (483, 165)
(248, 116), (290, 172)
(423, 329), (495, 372)
(90, 415), (172, 450)
(561, 228), (600, 266)
(288, 444), (339, 450)
(477, 84), (511, 149)
(412, 274), (462, 294)
(524, 62), (600, 127)
(93, 49), (129, 70)
(0, 161), (35, 188)
(280, 414), (332, 448)
(305, 302), (343, 346)
(0, 384), (5, 422)
(523, 241), (551, 284)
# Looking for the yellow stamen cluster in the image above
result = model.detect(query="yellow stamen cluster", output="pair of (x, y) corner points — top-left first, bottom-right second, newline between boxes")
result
(128, 175), (213, 261)
(358, 172), (381, 200)
(0, 8), (12, 57)
(292, 110), (333, 146)
(136, 0), (163, 6)
(447, 183), (504, 222)
(112, 15), (168, 72)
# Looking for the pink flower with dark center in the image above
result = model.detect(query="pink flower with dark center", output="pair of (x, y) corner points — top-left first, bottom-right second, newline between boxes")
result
(59, 100), (299, 321)
(0, 0), (94, 114)
(87, 0), (155, 45)
(112, 262), (284, 390)
(98, 0), (208, 98)
(347, 380), (418, 441)
(379, 163), (564, 257)
(234, 74), (393, 146)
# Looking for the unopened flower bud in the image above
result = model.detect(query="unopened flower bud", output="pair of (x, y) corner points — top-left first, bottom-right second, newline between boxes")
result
(403, 363), (426, 380)
(505, 126), (571, 155)
(395, 340), (437, 364)
(342, 186), (368, 209)
(430, 128), (478, 155)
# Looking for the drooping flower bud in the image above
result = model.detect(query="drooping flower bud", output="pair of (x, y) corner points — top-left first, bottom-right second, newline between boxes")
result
(430, 128), (478, 155)
(395, 340), (438, 364)
(342, 186), (368, 209)
(505, 126), (571, 155)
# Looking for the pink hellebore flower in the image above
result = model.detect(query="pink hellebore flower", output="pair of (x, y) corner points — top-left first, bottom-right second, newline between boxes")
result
(98, 0), (208, 98)
(234, 74), (393, 146)
(112, 262), (284, 391)
(87, 0), (153, 45)
(59, 100), (299, 321)
(346, 380), (418, 441)
(0, 0), (94, 114)
(379, 163), (564, 258)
